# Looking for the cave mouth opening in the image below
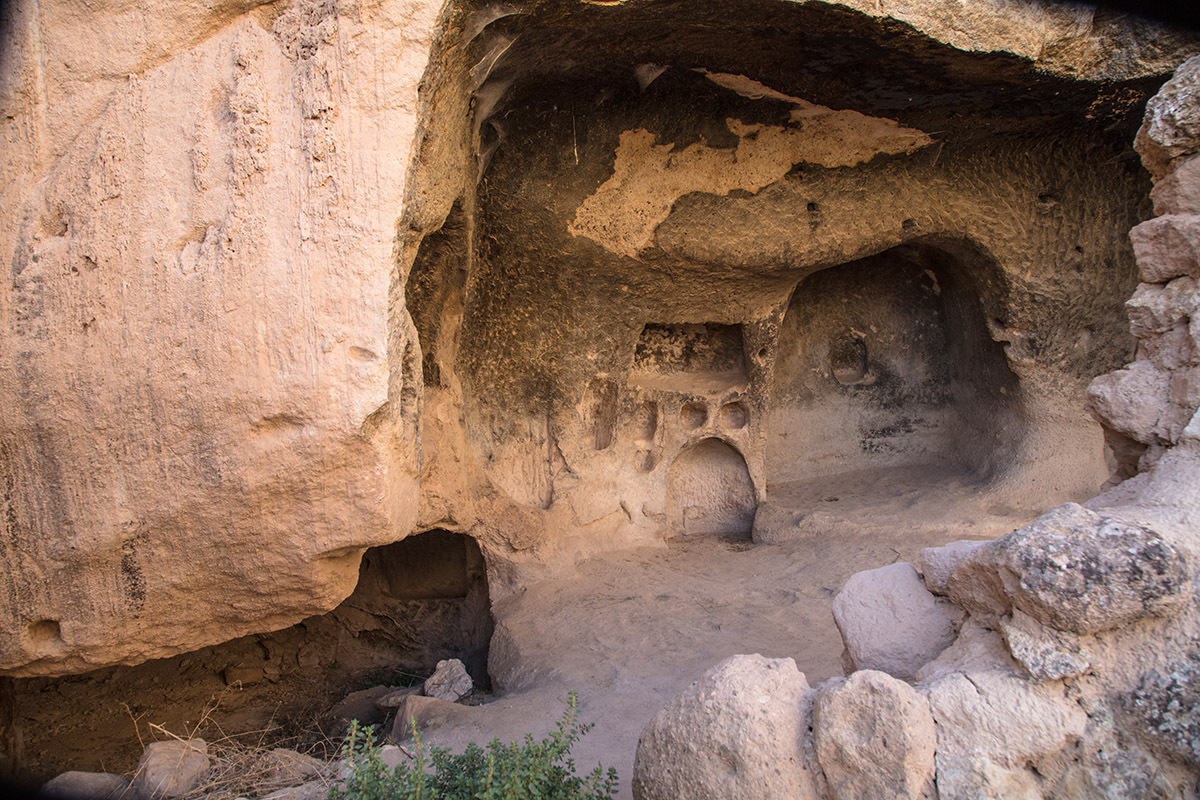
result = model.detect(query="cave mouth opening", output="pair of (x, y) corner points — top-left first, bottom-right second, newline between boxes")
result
(341, 529), (495, 689)
(9, 530), (495, 784)
(765, 239), (1023, 511)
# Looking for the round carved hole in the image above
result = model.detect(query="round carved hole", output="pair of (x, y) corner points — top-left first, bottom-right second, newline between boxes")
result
(830, 333), (868, 386)
(680, 401), (709, 431)
(719, 401), (748, 430)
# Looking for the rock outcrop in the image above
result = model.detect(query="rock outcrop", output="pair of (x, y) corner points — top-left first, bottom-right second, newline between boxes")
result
(6, 4), (1200, 798)
(2, 0), (1197, 681)
(0, 0), (442, 676)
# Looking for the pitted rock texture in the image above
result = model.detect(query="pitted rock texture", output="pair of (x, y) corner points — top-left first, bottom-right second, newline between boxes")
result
(927, 671), (1088, 796)
(1137, 55), (1200, 179)
(812, 670), (936, 800)
(999, 610), (1090, 682)
(1, 0), (1190, 681)
(632, 654), (817, 800)
(1121, 652), (1200, 767)
(919, 540), (989, 596)
(946, 503), (1190, 634)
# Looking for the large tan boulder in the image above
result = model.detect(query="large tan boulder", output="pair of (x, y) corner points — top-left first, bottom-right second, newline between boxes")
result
(832, 562), (962, 681)
(130, 739), (211, 800)
(812, 670), (936, 800)
(927, 672), (1087, 800)
(632, 654), (818, 800)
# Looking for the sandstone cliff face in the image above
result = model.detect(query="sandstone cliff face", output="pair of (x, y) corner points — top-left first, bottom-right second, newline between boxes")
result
(0, 0), (441, 676)
(1, 0), (1197, 679)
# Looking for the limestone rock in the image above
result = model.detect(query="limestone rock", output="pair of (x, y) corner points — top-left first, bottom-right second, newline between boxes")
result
(1127, 278), (1200, 339)
(934, 755), (1042, 800)
(1137, 55), (1200, 179)
(1151, 155), (1200, 215)
(1121, 651), (1200, 766)
(632, 654), (817, 800)
(0, 0), (439, 677)
(327, 685), (391, 733)
(1131, 214), (1200, 284)
(832, 562), (963, 681)
(1050, 699), (1176, 800)
(919, 540), (989, 596)
(928, 671), (1087, 773)
(999, 610), (1090, 681)
(1087, 360), (1171, 445)
(946, 503), (1190, 634)
(375, 686), (421, 710)
(812, 670), (935, 800)
(260, 781), (331, 800)
(131, 739), (210, 800)
(916, 617), (1021, 684)
(390, 695), (476, 741)
(37, 771), (131, 800)
(423, 658), (473, 701)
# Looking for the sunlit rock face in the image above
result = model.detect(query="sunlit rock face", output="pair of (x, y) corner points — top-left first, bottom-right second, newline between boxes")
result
(1, 0), (1197, 679)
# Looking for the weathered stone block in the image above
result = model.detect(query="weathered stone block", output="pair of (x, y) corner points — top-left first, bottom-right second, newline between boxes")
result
(813, 670), (935, 800)
(131, 739), (210, 800)
(1131, 214), (1200, 283)
(947, 503), (1190, 634)
(833, 562), (963, 681)
(633, 654), (817, 800)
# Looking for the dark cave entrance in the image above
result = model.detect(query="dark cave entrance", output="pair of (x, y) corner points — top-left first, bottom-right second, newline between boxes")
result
(339, 529), (494, 687)
(9, 530), (495, 783)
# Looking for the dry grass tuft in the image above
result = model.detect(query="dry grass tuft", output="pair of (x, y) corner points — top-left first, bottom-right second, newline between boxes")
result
(124, 688), (342, 800)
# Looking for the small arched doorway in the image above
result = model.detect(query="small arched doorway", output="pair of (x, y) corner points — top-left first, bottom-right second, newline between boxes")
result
(666, 438), (756, 538)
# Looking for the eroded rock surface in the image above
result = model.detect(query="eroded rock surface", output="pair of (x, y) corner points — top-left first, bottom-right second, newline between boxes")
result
(632, 654), (817, 800)
(130, 739), (210, 800)
(812, 670), (936, 800)
(947, 503), (1190, 633)
(0, 0), (440, 676)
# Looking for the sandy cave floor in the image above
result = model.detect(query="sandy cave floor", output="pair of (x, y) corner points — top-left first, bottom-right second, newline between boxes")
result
(16, 477), (1039, 798)
(414, 485), (1035, 799)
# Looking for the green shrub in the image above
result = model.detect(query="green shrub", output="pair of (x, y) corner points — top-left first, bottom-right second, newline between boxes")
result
(330, 691), (618, 800)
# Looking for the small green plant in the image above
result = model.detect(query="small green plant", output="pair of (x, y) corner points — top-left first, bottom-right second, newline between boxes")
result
(331, 691), (618, 800)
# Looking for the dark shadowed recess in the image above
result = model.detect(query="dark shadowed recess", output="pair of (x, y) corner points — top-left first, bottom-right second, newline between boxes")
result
(7, 531), (494, 783)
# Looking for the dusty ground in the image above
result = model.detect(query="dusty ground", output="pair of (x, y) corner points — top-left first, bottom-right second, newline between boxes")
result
(413, 489), (1035, 800)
